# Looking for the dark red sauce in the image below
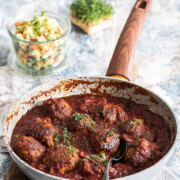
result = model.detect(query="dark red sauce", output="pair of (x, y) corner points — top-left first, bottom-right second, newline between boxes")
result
(11, 95), (171, 179)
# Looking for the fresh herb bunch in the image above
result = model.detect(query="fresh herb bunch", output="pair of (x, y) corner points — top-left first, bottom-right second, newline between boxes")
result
(70, 0), (114, 24)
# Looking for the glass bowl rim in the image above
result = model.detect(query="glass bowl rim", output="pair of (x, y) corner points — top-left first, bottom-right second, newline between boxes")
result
(8, 12), (71, 44)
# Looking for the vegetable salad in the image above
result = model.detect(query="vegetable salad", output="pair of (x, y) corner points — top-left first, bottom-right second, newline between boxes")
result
(13, 11), (66, 70)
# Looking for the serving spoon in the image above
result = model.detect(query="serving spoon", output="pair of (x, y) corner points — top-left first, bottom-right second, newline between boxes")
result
(103, 139), (127, 180)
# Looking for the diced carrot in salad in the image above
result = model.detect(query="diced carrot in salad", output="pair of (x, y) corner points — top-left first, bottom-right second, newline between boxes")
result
(15, 21), (24, 26)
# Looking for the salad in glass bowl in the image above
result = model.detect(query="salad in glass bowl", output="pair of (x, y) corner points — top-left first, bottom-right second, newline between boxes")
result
(8, 11), (71, 74)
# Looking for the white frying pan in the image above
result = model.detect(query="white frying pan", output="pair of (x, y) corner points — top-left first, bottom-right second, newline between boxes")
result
(3, 0), (178, 180)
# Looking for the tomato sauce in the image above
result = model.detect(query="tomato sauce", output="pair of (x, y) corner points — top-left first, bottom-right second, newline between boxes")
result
(11, 95), (171, 179)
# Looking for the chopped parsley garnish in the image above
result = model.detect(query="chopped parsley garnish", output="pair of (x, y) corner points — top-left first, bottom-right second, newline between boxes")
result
(72, 113), (96, 129)
(63, 126), (70, 140)
(70, 0), (114, 24)
(91, 155), (98, 161)
(57, 144), (64, 147)
(16, 27), (23, 33)
(86, 155), (91, 160)
(32, 15), (38, 23)
(129, 121), (136, 126)
(23, 21), (30, 26)
(72, 113), (82, 121)
(15, 135), (20, 138)
(66, 140), (71, 145)
(62, 126), (72, 145)
(54, 133), (60, 142)
(86, 153), (106, 165)
(41, 10), (47, 16)
(136, 132), (141, 137)
(98, 153), (106, 163)
(69, 145), (75, 154)
(89, 117), (96, 126)
(129, 118), (144, 126)
(119, 112), (125, 117)
(107, 130), (113, 136)
(15, 11), (63, 43)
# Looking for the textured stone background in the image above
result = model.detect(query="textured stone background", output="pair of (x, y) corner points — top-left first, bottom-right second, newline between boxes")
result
(0, 0), (179, 179)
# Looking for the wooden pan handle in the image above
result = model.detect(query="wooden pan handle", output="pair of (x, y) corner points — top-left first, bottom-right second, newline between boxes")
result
(106, 0), (152, 81)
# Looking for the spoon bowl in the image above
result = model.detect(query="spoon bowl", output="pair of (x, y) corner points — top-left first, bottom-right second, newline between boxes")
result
(103, 139), (127, 180)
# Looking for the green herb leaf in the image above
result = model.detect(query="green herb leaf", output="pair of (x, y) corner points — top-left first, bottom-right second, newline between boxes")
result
(66, 140), (71, 145)
(89, 117), (96, 126)
(57, 144), (64, 147)
(86, 155), (91, 160)
(32, 15), (39, 25)
(23, 22), (30, 26)
(98, 153), (106, 163)
(54, 133), (60, 142)
(70, 0), (114, 24)
(69, 145), (75, 154)
(41, 10), (47, 16)
(129, 120), (136, 126)
(72, 113), (82, 121)
(91, 155), (98, 161)
(107, 130), (113, 136)
(136, 132), (141, 137)
(119, 112), (125, 117)
(15, 135), (20, 138)
(63, 126), (70, 140)
(16, 27), (23, 33)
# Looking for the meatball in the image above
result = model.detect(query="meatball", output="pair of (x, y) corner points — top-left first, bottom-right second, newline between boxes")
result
(29, 117), (55, 146)
(90, 127), (120, 154)
(125, 138), (159, 167)
(45, 99), (72, 121)
(14, 136), (45, 163)
(81, 159), (95, 176)
(121, 133), (139, 146)
(122, 118), (146, 138)
(116, 105), (129, 122)
(68, 113), (96, 133)
(111, 163), (133, 178)
(80, 96), (107, 117)
(102, 103), (117, 123)
(103, 103), (129, 124)
(125, 146), (148, 167)
(43, 145), (79, 174)
(81, 154), (106, 176)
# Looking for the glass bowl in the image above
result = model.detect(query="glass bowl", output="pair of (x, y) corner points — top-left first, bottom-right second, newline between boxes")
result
(8, 12), (71, 76)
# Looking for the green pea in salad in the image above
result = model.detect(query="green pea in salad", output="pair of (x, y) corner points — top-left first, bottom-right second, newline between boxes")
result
(11, 11), (68, 71)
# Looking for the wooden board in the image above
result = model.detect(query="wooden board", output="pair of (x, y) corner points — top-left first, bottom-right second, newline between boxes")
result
(3, 162), (29, 180)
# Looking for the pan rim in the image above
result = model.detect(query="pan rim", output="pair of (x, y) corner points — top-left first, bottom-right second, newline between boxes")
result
(3, 76), (179, 180)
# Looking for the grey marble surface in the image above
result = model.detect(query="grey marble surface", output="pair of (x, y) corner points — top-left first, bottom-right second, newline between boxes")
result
(0, 0), (180, 179)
